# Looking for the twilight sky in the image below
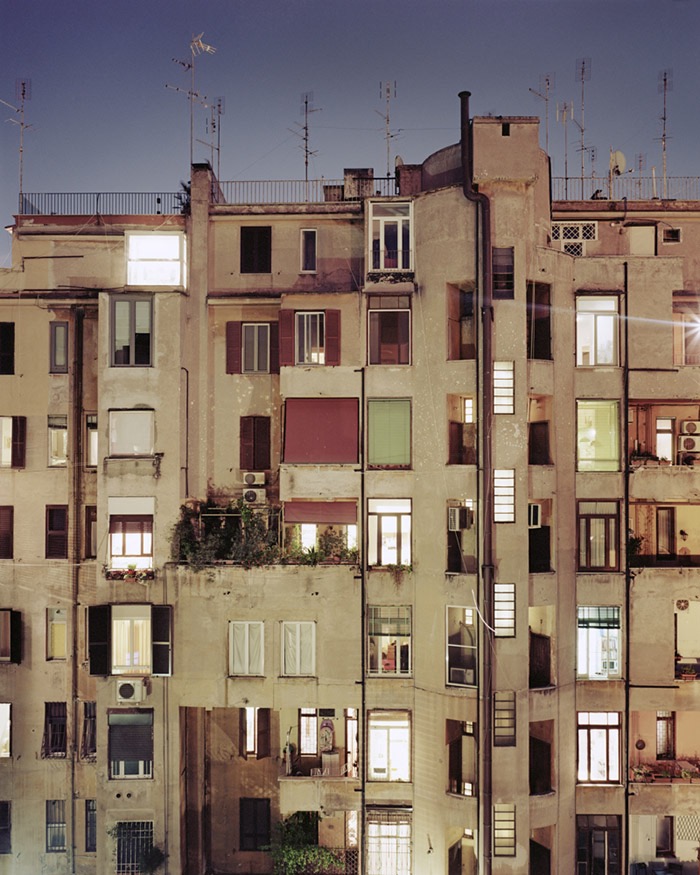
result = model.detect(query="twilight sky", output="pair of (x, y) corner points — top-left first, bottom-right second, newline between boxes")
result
(1, 0), (698, 264)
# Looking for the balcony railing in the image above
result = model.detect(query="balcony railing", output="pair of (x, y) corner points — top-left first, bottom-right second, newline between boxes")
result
(19, 192), (184, 216)
(553, 176), (700, 202)
(217, 176), (398, 204)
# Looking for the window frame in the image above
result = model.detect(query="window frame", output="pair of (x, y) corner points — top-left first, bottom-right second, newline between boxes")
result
(81, 701), (97, 760)
(367, 399), (411, 469)
(88, 604), (172, 677)
(229, 621), (264, 676)
(85, 799), (97, 853)
(108, 410), (155, 457)
(0, 509), (13, 560)
(46, 505), (69, 559)
(46, 607), (67, 660)
(108, 710), (154, 780)
(576, 296), (619, 367)
(240, 226), (272, 274)
(50, 322), (69, 374)
(242, 323), (271, 374)
(114, 820), (155, 874)
(84, 505), (97, 559)
(110, 295), (153, 367)
(494, 691), (516, 746)
(125, 231), (185, 287)
(0, 703), (10, 758)
(446, 606), (477, 686)
(300, 228), (317, 273)
(42, 702), (67, 759)
(367, 605), (412, 677)
(85, 414), (98, 467)
(367, 295), (411, 366)
(296, 311), (326, 365)
(0, 610), (20, 663)
(0, 801), (10, 854)
(576, 400), (620, 472)
(494, 583), (516, 637)
(366, 808), (412, 875)
(492, 247), (514, 299)
(367, 710), (411, 782)
(0, 416), (26, 469)
(240, 415), (271, 471)
(367, 498), (411, 567)
(493, 362), (515, 414)
(369, 201), (413, 272)
(299, 707), (318, 756)
(46, 800), (67, 853)
(493, 469), (515, 523)
(281, 621), (316, 677)
(48, 414), (68, 466)
(493, 803), (516, 857)
(577, 501), (619, 571)
(239, 797), (271, 851)
(576, 607), (621, 680)
(576, 712), (621, 784)
(109, 515), (153, 570)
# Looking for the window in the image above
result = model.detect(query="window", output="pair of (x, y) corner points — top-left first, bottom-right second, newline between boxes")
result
(493, 804), (516, 856)
(47, 608), (67, 660)
(229, 621), (264, 676)
(46, 506), (68, 558)
(492, 247), (514, 299)
(446, 606), (477, 685)
(576, 607), (621, 679)
(0, 704), (10, 757)
(42, 702), (67, 758)
(366, 808), (411, 875)
(493, 362), (514, 414)
(300, 229), (317, 272)
(88, 604), (172, 676)
(111, 296), (152, 366)
(46, 800), (66, 852)
(494, 691), (516, 746)
(48, 415), (67, 466)
(0, 416), (26, 468)
(109, 711), (153, 779)
(493, 469), (515, 522)
(0, 610), (20, 663)
(494, 583), (516, 637)
(628, 225), (656, 255)
(0, 802), (10, 854)
(576, 297), (618, 366)
(85, 800), (97, 853)
(552, 221), (597, 256)
(447, 719), (475, 796)
(284, 399), (358, 463)
(673, 293), (700, 365)
(367, 399), (410, 468)
(283, 503), (358, 560)
(448, 395), (476, 465)
(368, 498), (411, 566)
(526, 282), (552, 359)
(656, 506), (676, 560)
(86, 415), (98, 466)
(84, 506), (97, 559)
(109, 515), (153, 569)
(656, 711), (675, 760)
(368, 295), (410, 365)
(109, 410), (154, 456)
(0, 508), (13, 560)
(656, 417), (674, 461)
(0, 324), (14, 375)
(577, 401), (620, 471)
(240, 226), (272, 273)
(239, 707), (270, 759)
(656, 816), (674, 857)
(278, 309), (340, 366)
(81, 702), (97, 760)
(370, 201), (412, 271)
(281, 621), (315, 676)
(126, 232), (185, 286)
(576, 815), (620, 875)
(50, 322), (68, 373)
(577, 501), (619, 570)
(368, 606), (411, 676)
(225, 321), (279, 375)
(368, 711), (410, 781)
(577, 712), (621, 784)
(663, 228), (681, 243)
(114, 820), (154, 873)
(240, 415), (271, 470)
(240, 798), (271, 850)
(528, 420), (551, 465)
(447, 285), (475, 360)
(299, 707), (318, 755)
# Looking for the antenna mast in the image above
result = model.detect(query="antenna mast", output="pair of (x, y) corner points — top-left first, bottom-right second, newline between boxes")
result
(529, 72), (555, 155)
(556, 101), (572, 198)
(1, 79), (32, 207)
(658, 68), (672, 199)
(576, 58), (591, 192)
(166, 33), (216, 169)
(377, 81), (397, 177)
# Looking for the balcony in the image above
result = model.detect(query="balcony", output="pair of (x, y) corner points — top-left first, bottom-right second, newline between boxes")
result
(630, 759), (700, 784)
(552, 176), (700, 202)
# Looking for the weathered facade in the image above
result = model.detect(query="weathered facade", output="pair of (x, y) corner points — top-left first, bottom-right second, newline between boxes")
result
(1, 92), (700, 875)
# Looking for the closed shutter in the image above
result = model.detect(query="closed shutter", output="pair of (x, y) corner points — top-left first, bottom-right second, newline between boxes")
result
(257, 708), (270, 759)
(325, 309), (341, 365)
(151, 605), (172, 676)
(278, 310), (295, 366)
(88, 605), (111, 676)
(10, 611), (21, 664)
(0, 323), (14, 374)
(0, 507), (12, 559)
(253, 417), (271, 470)
(46, 506), (68, 559)
(239, 707), (248, 759)
(11, 417), (26, 468)
(240, 416), (255, 470)
(226, 322), (242, 374)
(109, 713), (153, 760)
(269, 322), (280, 374)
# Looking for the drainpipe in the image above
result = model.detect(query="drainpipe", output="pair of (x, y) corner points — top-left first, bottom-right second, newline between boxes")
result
(358, 365), (367, 875)
(459, 91), (494, 875)
(622, 262), (630, 875)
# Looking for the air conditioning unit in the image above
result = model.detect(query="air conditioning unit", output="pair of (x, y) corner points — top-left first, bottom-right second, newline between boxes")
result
(448, 506), (474, 531)
(681, 421), (700, 434)
(116, 678), (146, 704)
(242, 471), (265, 486)
(449, 667), (475, 685)
(243, 487), (266, 504)
(528, 503), (542, 529)
(679, 435), (700, 453)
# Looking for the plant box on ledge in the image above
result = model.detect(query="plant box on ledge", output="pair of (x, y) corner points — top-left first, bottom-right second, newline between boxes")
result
(104, 568), (155, 582)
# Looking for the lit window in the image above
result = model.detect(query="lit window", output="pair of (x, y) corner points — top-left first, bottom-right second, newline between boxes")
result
(577, 712), (621, 784)
(47, 608), (67, 660)
(242, 324), (270, 374)
(50, 322), (68, 374)
(109, 711), (153, 779)
(494, 691), (516, 746)
(673, 294), (700, 365)
(448, 396), (476, 465)
(111, 296), (152, 367)
(577, 501), (619, 571)
(368, 295), (411, 365)
(48, 415), (67, 466)
(114, 821), (155, 873)
(368, 498), (411, 566)
(577, 401), (620, 471)
(281, 621), (315, 676)
(239, 706), (270, 760)
(368, 711), (410, 782)
(0, 704), (10, 758)
(367, 399), (411, 467)
(446, 719), (476, 795)
(656, 417), (674, 461)
(88, 603), (170, 678)
(296, 311), (325, 364)
(552, 221), (597, 255)
(111, 605), (152, 675)
(46, 800), (66, 852)
(493, 362), (514, 414)
(109, 515), (153, 569)
(86, 415), (98, 466)
(126, 232), (185, 286)
(446, 606), (477, 685)
(279, 309), (340, 367)
(494, 583), (515, 637)
(368, 606), (411, 676)
(577, 607), (620, 679)
(300, 229), (317, 272)
(229, 621), (264, 676)
(656, 711), (675, 760)
(493, 803), (516, 856)
(299, 707), (318, 755)
(492, 247), (514, 299)
(42, 702), (67, 758)
(109, 410), (154, 457)
(366, 809), (411, 875)
(576, 297), (619, 366)
(370, 202), (413, 271)
(493, 469), (515, 523)
(0, 416), (25, 468)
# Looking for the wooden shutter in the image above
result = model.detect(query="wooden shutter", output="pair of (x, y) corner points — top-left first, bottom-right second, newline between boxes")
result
(257, 707), (270, 759)
(269, 322), (280, 374)
(448, 421), (463, 465)
(240, 416), (255, 470)
(88, 605), (111, 676)
(278, 310), (295, 366)
(11, 417), (26, 468)
(226, 322), (242, 374)
(46, 506), (68, 559)
(325, 309), (341, 365)
(0, 507), (12, 559)
(239, 707), (248, 759)
(10, 610), (21, 664)
(253, 417), (271, 470)
(151, 605), (172, 676)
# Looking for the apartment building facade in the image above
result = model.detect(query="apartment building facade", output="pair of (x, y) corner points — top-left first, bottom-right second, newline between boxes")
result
(0, 91), (699, 875)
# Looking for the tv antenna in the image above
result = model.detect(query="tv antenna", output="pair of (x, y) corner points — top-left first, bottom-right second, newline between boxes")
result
(289, 92), (321, 184)
(657, 68), (673, 199)
(166, 33), (217, 169)
(634, 153), (646, 197)
(201, 97), (225, 179)
(377, 80), (397, 177)
(529, 72), (555, 155)
(1, 79), (33, 206)
(556, 100), (573, 197)
(575, 58), (591, 189)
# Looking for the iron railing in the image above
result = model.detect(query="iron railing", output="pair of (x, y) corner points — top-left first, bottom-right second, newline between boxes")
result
(18, 192), (184, 216)
(552, 176), (700, 202)
(217, 176), (398, 204)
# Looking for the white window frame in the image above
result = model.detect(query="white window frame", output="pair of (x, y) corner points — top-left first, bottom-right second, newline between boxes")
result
(126, 232), (185, 286)
(86, 415), (98, 467)
(111, 296), (153, 367)
(367, 606), (411, 677)
(281, 621), (316, 676)
(367, 498), (412, 566)
(367, 710), (411, 782)
(577, 400), (620, 471)
(493, 362), (514, 414)
(111, 604), (152, 675)
(48, 415), (68, 467)
(241, 323), (270, 374)
(577, 711), (621, 784)
(576, 296), (619, 367)
(493, 469), (515, 523)
(576, 607), (621, 680)
(0, 418), (11, 468)
(300, 229), (317, 273)
(494, 691), (516, 746)
(369, 201), (413, 271)
(109, 515), (153, 570)
(552, 221), (597, 256)
(295, 311), (325, 365)
(228, 621), (264, 676)
(108, 410), (155, 457)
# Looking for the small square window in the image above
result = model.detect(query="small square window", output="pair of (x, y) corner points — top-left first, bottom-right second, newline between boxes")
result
(50, 322), (69, 374)
(109, 410), (154, 457)
(663, 228), (681, 244)
(126, 233), (185, 286)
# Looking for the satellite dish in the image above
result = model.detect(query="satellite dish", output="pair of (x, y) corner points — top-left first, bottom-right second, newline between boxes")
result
(610, 150), (626, 176)
(395, 155), (404, 167)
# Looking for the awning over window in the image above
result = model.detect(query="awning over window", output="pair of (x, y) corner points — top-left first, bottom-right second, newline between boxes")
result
(284, 501), (357, 524)
(284, 398), (358, 463)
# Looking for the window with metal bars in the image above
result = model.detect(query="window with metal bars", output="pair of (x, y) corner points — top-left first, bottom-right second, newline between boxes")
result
(493, 803), (516, 856)
(492, 247), (514, 299)
(46, 800), (66, 852)
(115, 820), (154, 873)
(656, 711), (675, 760)
(494, 691), (516, 746)
(366, 808), (411, 875)
(81, 702), (97, 760)
(494, 584), (516, 637)
(85, 800), (96, 853)
(42, 702), (67, 758)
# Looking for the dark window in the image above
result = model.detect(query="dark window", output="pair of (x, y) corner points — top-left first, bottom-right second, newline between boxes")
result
(46, 800), (66, 852)
(447, 509), (477, 575)
(87, 605), (172, 677)
(368, 296), (410, 365)
(529, 632), (551, 688)
(50, 322), (69, 374)
(81, 702), (97, 760)
(0, 508), (13, 560)
(576, 815), (620, 875)
(85, 506), (97, 559)
(109, 711), (154, 779)
(447, 719), (475, 796)
(115, 821), (154, 873)
(240, 226), (272, 273)
(284, 398), (358, 463)
(527, 282), (552, 360)
(528, 526), (551, 573)
(0, 802), (10, 854)
(42, 702), (67, 758)
(240, 416), (271, 470)
(111, 297), (152, 367)
(226, 321), (279, 375)
(528, 421), (551, 465)
(240, 798), (271, 850)
(0, 610), (21, 664)
(492, 247), (514, 299)
(0, 416), (26, 469)
(85, 800), (96, 853)
(501, 122), (511, 136)
(663, 228), (681, 243)
(577, 501), (619, 571)
(529, 735), (552, 795)
(301, 229), (317, 272)
(0, 324), (14, 375)
(447, 286), (475, 360)
(278, 309), (340, 367)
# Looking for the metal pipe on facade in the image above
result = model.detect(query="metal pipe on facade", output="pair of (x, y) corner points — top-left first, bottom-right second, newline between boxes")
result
(622, 262), (631, 875)
(459, 90), (494, 875)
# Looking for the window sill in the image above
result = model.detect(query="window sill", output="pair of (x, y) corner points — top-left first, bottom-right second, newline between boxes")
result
(104, 568), (155, 581)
